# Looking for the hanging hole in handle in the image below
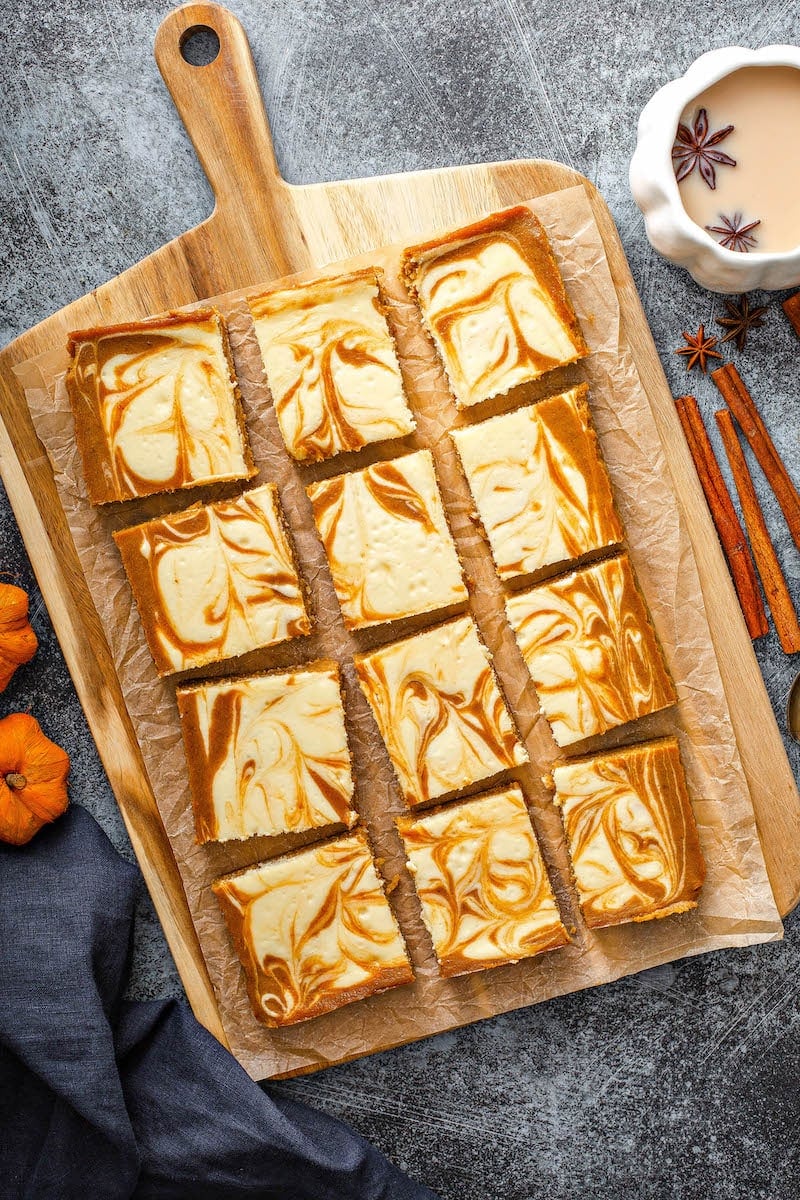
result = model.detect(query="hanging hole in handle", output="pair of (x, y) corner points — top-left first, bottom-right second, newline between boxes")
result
(180, 24), (221, 67)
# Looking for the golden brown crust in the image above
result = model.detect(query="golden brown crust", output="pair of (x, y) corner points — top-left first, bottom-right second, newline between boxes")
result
(66, 308), (255, 505)
(218, 316), (257, 482)
(67, 308), (221, 346)
(176, 687), (217, 843)
(176, 656), (341, 698)
(248, 268), (382, 314)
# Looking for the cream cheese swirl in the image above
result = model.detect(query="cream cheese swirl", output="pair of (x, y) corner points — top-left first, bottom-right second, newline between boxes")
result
(506, 553), (676, 746)
(213, 831), (413, 1026)
(398, 785), (567, 976)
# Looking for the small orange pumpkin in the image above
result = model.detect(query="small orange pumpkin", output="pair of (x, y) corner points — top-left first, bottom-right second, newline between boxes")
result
(0, 714), (70, 845)
(0, 583), (38, 693)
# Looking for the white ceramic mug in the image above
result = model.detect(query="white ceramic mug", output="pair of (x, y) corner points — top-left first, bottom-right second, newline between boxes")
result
(630, 45), (800, 293)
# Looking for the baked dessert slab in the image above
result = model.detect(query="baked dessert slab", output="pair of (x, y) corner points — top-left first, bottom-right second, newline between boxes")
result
(354, 615), (526, 807)
(505, 552), (676, 747)
(306, 448), (467, 630)
(451, 384), (623, 579)
(114, 483), (310, 675)
(401, 206), (588, 408)
(552, 737), (706, 927)
(249, 268), (415, 462)
(67, 309), (255, 504)
(397, 784), (568, 977)
(177, 659), (356, 843)
(213, 829), (414, 1026)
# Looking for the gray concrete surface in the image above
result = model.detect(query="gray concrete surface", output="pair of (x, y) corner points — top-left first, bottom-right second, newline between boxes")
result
(2, 2), (800, 1196)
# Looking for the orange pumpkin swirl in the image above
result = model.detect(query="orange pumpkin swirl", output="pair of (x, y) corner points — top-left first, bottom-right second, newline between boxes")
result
(398, 785), (568, 977)
(114, 484), (310, 675)
(552, 738), (706, 927)
(67, 310), (253, 504)
(177, 661), (355, 843)
(402, 206), (588, 408)
(355, 616), (526, 806)
(307, 449), (467, 630)
(249, 269), (415, 462)
(506, 553), (675, 747)
(451, 385), (623, 579)
(213, 829), (413, 1026)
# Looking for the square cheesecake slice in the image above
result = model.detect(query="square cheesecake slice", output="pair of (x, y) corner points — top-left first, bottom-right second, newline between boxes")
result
(355, 615), (526, 807)
(401, 206), (588, 408)
(505, 553), (676, 747)
(306, 449), (467, 630)
(552, 737), (706, 927)
(67, 309), (255, 504)
(249, 269), (415, 462)
(451, 385), (623, 580)
(114, 484), (310, 675)
(398, 784), (568, 978)
(213, 829), (414, 1026)
(177, 660), (355, 843)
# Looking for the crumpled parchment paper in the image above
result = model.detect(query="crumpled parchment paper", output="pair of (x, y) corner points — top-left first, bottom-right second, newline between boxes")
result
(17, 186), (783, 1080)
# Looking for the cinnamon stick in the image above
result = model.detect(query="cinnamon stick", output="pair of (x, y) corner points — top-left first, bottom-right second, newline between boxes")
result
(715, 409), (800, 654)
(711, 362), (800, 550)
(783, 292), (800, 340)
(675, 395), (768, 640)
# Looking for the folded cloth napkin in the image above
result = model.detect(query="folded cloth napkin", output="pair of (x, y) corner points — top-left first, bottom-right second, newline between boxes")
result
(0, 806), (439, 1200)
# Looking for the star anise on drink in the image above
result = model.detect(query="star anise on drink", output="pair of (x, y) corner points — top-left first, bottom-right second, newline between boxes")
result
(716, 294), (769, 350)
(675, 324), (723, 373)
(705, 213), (761, 252)
(672, 108), (736, 189)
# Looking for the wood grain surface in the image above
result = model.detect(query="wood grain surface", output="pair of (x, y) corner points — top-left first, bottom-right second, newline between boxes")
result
(0, 1), (797, 1051)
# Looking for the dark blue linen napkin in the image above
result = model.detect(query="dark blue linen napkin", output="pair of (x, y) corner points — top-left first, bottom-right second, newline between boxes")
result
(0, 805), (439, 1200)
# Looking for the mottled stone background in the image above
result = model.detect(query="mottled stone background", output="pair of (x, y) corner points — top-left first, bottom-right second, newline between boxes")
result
(2, 1), (799, 1196)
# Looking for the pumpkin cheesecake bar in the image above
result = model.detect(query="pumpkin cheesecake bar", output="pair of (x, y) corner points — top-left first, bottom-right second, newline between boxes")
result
(552, 737), (706, 927)
(401, 206), (588, 408)
(67, 309), (255, 504)
(355, 615), (526, 807)
(505, 553), (675, 747)
(249, 269), (415, 462)
(177, 660), (355, 843)
(397, 784), (568, 977)
(306, 449), (467, 630)
(451, 385), (623, 579)
(213, 829), (414, 1026)
(114, 484), (310, 675)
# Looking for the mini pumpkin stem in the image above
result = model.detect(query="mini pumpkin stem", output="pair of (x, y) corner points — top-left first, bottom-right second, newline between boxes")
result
(5, 772), (27, 790)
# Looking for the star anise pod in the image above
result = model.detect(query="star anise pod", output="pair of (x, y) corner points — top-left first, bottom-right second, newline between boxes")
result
(675, 324), (723, 373)
(705, 213), (760, 252)
(672, 108), (736, 189)
(716, 294), (769, 350)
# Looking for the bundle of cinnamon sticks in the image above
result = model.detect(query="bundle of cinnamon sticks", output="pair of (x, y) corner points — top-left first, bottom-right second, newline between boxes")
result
(676, 334), (800, 654)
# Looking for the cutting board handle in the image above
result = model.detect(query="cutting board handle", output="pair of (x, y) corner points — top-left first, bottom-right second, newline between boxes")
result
(154, 2), (284, 212)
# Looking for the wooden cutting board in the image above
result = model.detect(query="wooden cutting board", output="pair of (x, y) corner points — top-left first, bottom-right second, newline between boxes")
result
(1, 1), (798, 1049)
